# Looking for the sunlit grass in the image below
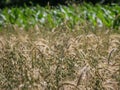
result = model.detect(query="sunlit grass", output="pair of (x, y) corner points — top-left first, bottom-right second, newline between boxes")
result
(0, 24), (120, 90)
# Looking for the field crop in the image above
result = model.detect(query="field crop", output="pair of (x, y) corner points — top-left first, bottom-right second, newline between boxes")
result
(0, 3), (120, 90)
(0, 3), (120, 31)
(0, 24), (120, 90)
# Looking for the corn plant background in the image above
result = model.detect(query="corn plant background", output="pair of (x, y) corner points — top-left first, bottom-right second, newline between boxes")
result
(0, 3), (120, 32)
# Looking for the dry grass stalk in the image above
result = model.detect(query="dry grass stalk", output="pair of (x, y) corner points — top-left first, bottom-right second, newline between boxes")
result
(0, 26), (120, 90)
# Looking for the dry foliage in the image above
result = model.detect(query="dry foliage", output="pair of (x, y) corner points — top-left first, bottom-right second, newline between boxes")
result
(0, 26), (120, 90)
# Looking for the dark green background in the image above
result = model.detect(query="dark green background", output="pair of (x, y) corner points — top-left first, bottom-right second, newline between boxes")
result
(0, 0), (120, 8)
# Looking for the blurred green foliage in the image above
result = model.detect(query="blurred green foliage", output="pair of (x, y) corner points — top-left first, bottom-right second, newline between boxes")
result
(0, 3), (120, 30)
